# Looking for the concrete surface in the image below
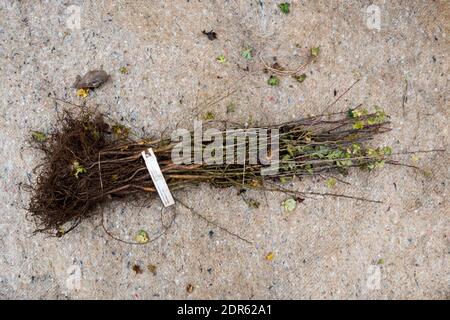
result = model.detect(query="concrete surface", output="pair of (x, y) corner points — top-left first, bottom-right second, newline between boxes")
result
(0, 0), (449, 299)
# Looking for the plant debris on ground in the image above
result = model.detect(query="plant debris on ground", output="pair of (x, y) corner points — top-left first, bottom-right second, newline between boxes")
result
(73, 70), (110, 89)
(202, 30), (217, 40)
(278, 3), (290, 14)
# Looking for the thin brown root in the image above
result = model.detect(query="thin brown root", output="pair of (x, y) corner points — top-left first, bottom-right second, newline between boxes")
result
(100, 206), (176, 245)
(175, 197), (253, 245)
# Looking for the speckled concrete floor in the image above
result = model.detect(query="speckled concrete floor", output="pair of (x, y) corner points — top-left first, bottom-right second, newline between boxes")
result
(0, 0), (448, 299)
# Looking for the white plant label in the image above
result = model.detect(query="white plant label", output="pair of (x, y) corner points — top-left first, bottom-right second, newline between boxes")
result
(142, 148), (175, 207)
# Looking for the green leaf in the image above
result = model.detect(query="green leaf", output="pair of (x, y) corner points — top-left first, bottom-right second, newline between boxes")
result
(267, 75), (280, 86)
(326, 150), (344, 160)
(367, 107), (386, 125)
(226, 103), (236, 114)
(382, 146), (392, 155)
(375, 160), (385, 169)
(374, 106), (386, 119)
(286, 144), (296, 157)
(31, 131), (47, 142)
(296, 145), (313, 154)
(281, 154), (295, 170)
(278, 3), (290, 14)
(422, 169), (432, 178)
(72, 161), (87, 179)
(246, 198), (260, 209)
(352, 121), (365, 130)
(337, 159), (353, 167)
(367, 118), (376, 125)
(134, 230), (149, 244)
(314, 145), (330, 158)
(203, 111), (215, 120)
(241, 48), (253, 60)
(216, 55), (227, 63)
(112, 124), (130, 139)
(304, 164), (313, 174)
(119, 66), (128, 74)
(349, 108), (368, 120)
(294, 73), (307, 83)
(282, 198), (297, 212)
(279, 176), (293, 184)
(326, 177), (337, 188)
(310, 46), (320, 58)
(351, 143), (361, 154)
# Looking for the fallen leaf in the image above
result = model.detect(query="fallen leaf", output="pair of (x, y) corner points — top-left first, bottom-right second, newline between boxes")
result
(186, 283), (194, 293)
(134, 230), (149, 244)
(241, 48), (253, 60)
(31, 131), (47, 142)
(326, 177), (337, 188)
(112, 124), (130, 139)
(279, 176), (293, 184)
(246, 198), (260, 209)
(422, 169), (432, 178)
(72, 161), (87, 179)
(311, 46), (320, 58)
(278, 3), (290, 14)
(132, 264), (143, 274)
(216, 55), (227, 63)
(267, 75), (280, 86)
(119, 66), (129, 74)
(294, 73), (307, 83)
(203, 111), (215, 120)
(265, 251), (274, 261)
(282, 198), (297, 212)
(147, 264), (157, 275)
(76, 88), (89, 98)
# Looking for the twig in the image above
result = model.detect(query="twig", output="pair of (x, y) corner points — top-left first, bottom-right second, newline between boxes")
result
(259, 54), (315, 76)
(175, 196), (252, 244)
(402, 77), (408, 118)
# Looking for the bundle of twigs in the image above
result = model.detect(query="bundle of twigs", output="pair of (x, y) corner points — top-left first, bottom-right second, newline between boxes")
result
(28, 107), (396, 236)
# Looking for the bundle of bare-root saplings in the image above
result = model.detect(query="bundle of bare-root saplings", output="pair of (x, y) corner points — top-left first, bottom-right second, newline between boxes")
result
(28, 107), (399, 236)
